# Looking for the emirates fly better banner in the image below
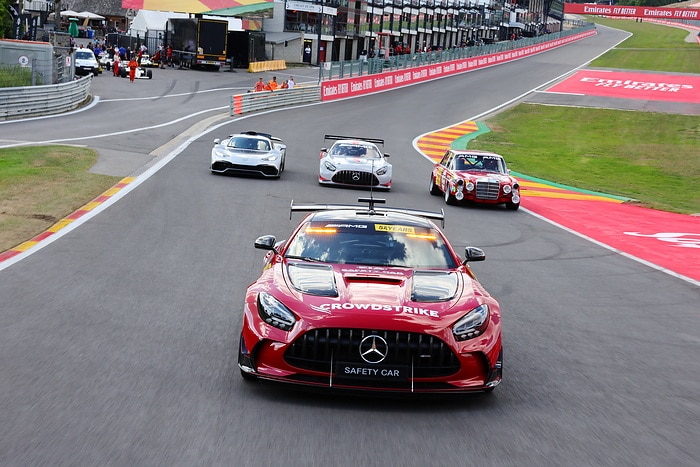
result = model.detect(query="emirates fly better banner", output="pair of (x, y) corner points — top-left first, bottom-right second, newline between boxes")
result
(563, 4), (700, 19)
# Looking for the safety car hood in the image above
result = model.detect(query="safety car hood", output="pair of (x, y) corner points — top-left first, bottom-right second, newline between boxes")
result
(279, 262), (485, 326)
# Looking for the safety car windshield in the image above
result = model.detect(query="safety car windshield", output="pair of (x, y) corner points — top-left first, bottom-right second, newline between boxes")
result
(284, 221), (457, 268)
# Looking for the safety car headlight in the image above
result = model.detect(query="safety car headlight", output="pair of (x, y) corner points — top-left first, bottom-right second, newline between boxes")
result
(261, 154), (279, 162)
(375, 166), (388, 176)
(503, 185), (512, 194)
(452, 304), (489, 341)
(213, 149), (227, 158)
(257, 292), (296, 331)
(465, 181), (475, 191)
(324, 161), (337, 171)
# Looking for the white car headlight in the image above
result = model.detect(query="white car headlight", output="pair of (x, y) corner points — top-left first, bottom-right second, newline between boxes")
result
(257, 292), (296, 331)
(452, 304), (489, 341)
(261, 154), (279, 162)
(503, 185), (512, 194)
(375, 166), (388, 176)
(324, 161), (337, 171)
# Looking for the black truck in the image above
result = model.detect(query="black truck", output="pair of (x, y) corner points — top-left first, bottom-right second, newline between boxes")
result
(167, 18), (228, 69)
(227, 31), (266, 69)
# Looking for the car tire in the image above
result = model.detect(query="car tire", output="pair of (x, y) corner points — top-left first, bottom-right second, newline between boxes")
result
(429, 176), (441, 195)
(119, 68), (127, 78)
(444, 185), (457, 205)
(505, 202), (520, 211)
(146, 70), (152, 79)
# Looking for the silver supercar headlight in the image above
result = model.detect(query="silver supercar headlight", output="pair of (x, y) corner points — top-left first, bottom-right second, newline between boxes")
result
(375, 166), (388, 176)
(324, 160), (337, 171)
(452, 304), (489, 341)
(257, 292), (296, 331)
(261, 154), (279, 162)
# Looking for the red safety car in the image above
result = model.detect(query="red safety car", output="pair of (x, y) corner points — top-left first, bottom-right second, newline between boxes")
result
(429, 150), (520, 210)
(238, 197), (503, 394)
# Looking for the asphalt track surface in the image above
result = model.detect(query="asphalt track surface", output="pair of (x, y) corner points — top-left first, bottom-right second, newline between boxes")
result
(1, 25), (698, 465)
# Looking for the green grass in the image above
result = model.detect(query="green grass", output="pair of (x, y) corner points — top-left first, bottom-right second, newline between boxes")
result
(469, 105), (700, 214)
(588, 17), (700, 73)
(465, 17), (700, 214)
(0, 146), (120, 252)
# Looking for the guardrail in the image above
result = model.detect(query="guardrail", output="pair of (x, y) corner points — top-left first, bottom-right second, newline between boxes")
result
(319, 23), (596, 81)
(0, 75), (92, 121)
(230, 85), (321, 116)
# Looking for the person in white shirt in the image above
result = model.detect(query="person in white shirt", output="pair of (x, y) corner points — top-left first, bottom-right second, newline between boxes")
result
(287, 76), (295, 89)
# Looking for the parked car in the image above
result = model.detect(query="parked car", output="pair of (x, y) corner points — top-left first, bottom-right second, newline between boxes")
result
(74, 49), (101, 76)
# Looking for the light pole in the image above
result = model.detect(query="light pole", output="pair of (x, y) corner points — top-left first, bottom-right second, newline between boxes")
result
(316, 0), (323, 66)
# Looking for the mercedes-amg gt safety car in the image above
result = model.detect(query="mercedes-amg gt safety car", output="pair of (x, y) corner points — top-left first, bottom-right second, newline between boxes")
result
(430, 150), (520, 210)
(319, 135), (392, 190)
(238, 197), (503, 394)
(210, 131), (286, 178)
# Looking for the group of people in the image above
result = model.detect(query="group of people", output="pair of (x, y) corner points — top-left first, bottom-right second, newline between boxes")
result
(251, 76), (296, 92)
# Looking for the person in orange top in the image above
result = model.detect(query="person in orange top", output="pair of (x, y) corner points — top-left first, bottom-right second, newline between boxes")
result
(265, 76), (278, 91)
(128, 57), (139, 82)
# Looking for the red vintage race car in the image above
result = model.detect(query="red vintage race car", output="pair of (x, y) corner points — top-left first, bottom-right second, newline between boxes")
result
(429, 149), (520, 210)
(238, 197), (503, 395)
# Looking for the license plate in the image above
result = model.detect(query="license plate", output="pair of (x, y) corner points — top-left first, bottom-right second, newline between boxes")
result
(336, 362), (408, 380)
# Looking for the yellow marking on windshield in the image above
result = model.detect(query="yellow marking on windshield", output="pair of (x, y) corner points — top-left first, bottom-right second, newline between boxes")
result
(305, 227), (337, 234)
(375, 224), (416, 234)
(407, 233), (437, 241)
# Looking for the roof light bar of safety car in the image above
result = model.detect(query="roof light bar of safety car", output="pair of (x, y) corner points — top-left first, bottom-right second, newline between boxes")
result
(290, 198), (445, 227)
(324, 135), (385, 146)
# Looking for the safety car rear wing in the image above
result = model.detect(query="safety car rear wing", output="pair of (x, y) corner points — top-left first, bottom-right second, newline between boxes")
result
(290, 198), (445, 227)
(324, 135), (385, 146)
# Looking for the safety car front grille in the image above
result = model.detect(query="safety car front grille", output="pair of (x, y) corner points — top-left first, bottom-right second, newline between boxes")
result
(284, 328), (460, 378)
(475, 180), (500, 200)
(332, 170), (379, 186)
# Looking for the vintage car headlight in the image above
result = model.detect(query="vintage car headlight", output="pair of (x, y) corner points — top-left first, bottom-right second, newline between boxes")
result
(503, 184), (512, 194)
(375, 166), (388, 176)
(257, 292), (296, 331)
(465, 181), (475, 191)
(324, 160), (337, 172)
(452, 304), (489, 341)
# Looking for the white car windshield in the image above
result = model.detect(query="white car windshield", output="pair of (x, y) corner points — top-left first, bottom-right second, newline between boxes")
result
(228, 137), (270, 151)
(330, 144), (381, 159)
(76, 51), (95, 60)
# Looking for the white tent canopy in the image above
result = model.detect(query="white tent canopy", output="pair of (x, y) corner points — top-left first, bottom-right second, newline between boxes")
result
(59, 10), (80, 17)
(77, 11), (105, 20)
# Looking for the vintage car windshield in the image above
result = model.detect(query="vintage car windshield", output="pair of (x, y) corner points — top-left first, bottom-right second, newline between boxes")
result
(330, 144), (381, 159)
(455, 155), (505, 173)
(284, 221), (458, 268)
(228, 137), (270, 151)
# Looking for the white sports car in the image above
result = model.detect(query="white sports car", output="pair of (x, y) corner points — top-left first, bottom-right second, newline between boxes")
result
(318, 135), (392, 190)
(210, 131), (286, 178)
